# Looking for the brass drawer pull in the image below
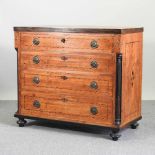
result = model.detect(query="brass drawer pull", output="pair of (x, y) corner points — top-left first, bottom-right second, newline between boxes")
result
(33, 55), (40, 64)
(33, 100), (40, 108)
(33, 76), (40, 84)
(61, 56), (68, 61)
(91, 61), (98, 68)
(33, 38), (40, 46)
(90, 81), (98, 89)
(61, 76), (68, 80)
(90, 40), (98, 49)
(90, 107), (98, 115)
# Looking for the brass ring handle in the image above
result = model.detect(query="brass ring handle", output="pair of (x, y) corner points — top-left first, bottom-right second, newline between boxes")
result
(90, 81), (98, 89)
(33, 55), (40, 64)
(32, 76), (40, 84)
(90, 107), (98, 115)
(90, 40), (98, 49)
(33, 38), (40, 46)
(91, 61), (98, 68)
(33, 100), (40, 108)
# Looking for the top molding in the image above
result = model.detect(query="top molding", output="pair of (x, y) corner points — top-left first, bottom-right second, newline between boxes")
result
(14, 26), (144, 34)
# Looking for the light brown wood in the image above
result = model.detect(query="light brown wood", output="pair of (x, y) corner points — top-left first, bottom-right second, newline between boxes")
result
(20, 32), (115, 52)
(14, 28), (143, 130)
(21, 70), (113, 97)
(120, 33), (143, 127)
(21, 50), (115, 73)
(20, 91), (113, 126)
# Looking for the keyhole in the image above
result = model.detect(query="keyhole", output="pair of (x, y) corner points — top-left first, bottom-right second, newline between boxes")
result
(61, 38), (66, 43)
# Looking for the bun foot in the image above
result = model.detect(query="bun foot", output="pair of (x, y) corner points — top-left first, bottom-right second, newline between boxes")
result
(110, 129), (121, 141)
(131, 122), (139, 129)
(17, 118), (27, 127)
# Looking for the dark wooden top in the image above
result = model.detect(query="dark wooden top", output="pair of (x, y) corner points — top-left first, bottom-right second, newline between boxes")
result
(14, 26), (144, 34)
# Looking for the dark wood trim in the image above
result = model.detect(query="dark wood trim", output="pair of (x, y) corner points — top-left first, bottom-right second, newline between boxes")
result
(14, 113), (118, 129)
(15, 48), (20, 113)
(14, 113), (142, 130)
(13, 27), (144, 34)
(115, 53), (122, 126)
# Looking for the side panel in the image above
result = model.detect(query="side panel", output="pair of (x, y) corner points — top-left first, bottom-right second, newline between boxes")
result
(120, 33), (143, 127)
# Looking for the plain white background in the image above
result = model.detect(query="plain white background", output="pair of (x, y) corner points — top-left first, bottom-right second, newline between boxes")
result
(0, 0), (154, 100)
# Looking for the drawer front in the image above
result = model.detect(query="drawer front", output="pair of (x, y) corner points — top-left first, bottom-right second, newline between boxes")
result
(20, 32), (114, 51)
(21, 33), (52, 51)
(20, 91), (113, 125)
(21, 51), (115, 73)
(22, 71), (113, 97)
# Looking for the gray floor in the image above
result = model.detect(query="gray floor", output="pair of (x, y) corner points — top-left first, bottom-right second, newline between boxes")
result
(0, 101), (155, 155)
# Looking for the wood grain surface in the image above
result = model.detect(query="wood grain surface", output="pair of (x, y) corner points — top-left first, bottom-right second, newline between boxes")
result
(120, 32), (143, 127)
(14, 30), (143, 128)
(20, 32), (114, 51)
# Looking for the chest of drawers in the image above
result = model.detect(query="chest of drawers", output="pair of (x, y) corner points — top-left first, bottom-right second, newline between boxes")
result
(14, 26), (143, 141)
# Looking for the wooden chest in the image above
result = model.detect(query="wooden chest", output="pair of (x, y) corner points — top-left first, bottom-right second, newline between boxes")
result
(14, 26), (143, 140)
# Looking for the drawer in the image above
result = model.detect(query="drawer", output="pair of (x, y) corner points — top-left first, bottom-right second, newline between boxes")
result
(21, 92), (112, 121)
(21, 51), (115, 73)
(21, 33), (52, 51)
(21, 52), (48, 69)
(20, 32), (114, 51)
(21, 71), (113, 97)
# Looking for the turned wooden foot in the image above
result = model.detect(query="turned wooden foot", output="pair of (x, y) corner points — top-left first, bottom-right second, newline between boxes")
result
(17, 118), (27, 127)
(130, 122), (139, 129)
(110, 129), (121, 141)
